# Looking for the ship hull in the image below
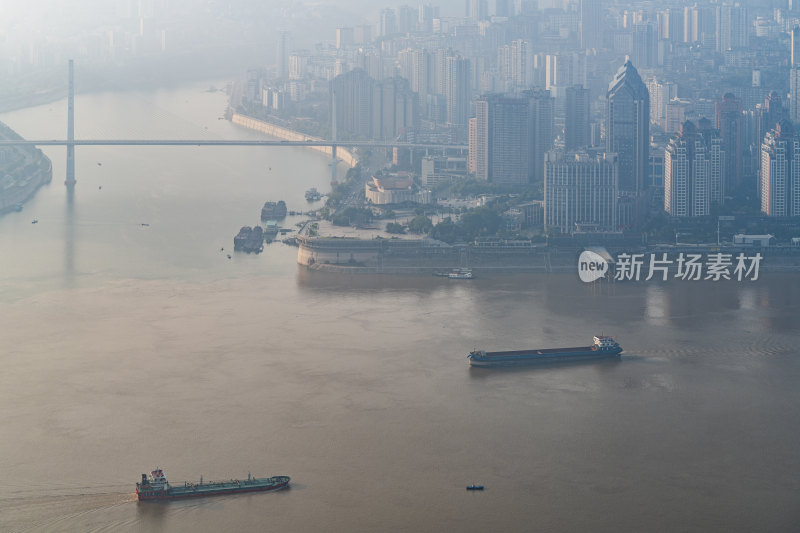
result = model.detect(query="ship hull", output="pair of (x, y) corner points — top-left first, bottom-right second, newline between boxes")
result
(137, 476), (289, 501)
(468, 347), (622, 367)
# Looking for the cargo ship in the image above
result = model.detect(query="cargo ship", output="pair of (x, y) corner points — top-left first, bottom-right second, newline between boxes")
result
(136, 468), (290, 501)
(261, 200), (287, 220)
(467, 335), (622, 367)
(233, 226), (264, 253)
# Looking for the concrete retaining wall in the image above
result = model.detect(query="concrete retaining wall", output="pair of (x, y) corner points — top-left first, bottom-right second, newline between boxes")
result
(231, 114), (358, 168)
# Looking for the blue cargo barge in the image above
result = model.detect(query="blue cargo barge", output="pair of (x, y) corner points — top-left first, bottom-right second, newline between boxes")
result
(467, 336), (622, 367)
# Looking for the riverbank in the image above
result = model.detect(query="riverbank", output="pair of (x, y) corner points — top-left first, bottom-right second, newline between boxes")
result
(296, 235), (800, 275)
(0, 121), (53, 215)
(231, 113), (358, 168)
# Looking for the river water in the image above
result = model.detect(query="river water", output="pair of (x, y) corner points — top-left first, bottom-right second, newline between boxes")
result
(0, 83), (799, 532)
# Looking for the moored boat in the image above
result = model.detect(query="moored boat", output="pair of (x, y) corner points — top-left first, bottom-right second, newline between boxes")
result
(136, 467), (290, 501)
(468, 335), (622, 367)
(448, 268), (473, 279)
(261, 201), (287, 220)
(233, 226), (264, 253)
(264, 220), (280, 242)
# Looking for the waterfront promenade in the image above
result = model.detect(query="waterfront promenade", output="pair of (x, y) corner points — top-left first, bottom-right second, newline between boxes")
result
(231, 113), (359, 168)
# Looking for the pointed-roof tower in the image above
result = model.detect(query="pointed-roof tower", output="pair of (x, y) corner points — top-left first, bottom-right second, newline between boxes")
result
(606, 58), (650, 197)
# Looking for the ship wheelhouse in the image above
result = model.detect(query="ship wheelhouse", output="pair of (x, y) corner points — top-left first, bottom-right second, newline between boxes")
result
(592, 335), (619, 351)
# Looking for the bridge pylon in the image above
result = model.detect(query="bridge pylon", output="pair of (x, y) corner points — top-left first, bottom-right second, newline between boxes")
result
(65, 59), (76, 187)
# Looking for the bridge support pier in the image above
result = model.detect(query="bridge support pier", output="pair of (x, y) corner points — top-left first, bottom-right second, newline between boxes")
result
(330, 145), (338, 185)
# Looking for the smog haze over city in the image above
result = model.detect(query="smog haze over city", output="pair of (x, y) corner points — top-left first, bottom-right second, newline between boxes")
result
(1, 0), (799, 531)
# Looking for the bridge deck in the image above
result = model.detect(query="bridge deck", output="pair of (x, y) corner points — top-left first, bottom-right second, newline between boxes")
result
(0, 140), (467, 149)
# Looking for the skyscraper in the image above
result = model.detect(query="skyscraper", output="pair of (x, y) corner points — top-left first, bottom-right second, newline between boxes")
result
(396, 5), (417, 33)
(410, 49), (434, 107)
(335, 27), (354, 49)
(791, 69), (800, 123)
(565, 85), (589, 151)
(646, 78), (678, 128)
(757, 92), (788, 160)
(760, 120), (800, 216)
(468, 117), (479, 174)
(444, 55), (471, 128)
(606, 59), (650, 195)
(545, 52), (586, 117)
(716, 3), (748, 52)
(544, 53), (585, 91)
(510, 39), (532, 88)
(657, 8), (684, 42)
(523, 88), (555, 184)
(715, 93), (743, 193)
(791, 25), (800, 124)
(544, 150), (618, 234)
(354, 25), (373, 44)
(470, 94), (529, 184)
(496, 0), (512, 17)
(683, 4), (711, 43)
(467, 0), (488, 21)
(418, 4), (439, 33)
(379, 8), (397, 36)
(579, 0), (602, 50)
(372, 76), (419, 140)
(632, 23), (656, 69)
(275, 31), (288, 79)
(664, 120), (725, 217)
(330, 69), (374, 139)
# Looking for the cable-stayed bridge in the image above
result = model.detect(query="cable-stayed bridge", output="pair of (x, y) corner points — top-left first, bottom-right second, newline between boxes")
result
(0, 140), (466, 148)
(0, 60), (467, 186)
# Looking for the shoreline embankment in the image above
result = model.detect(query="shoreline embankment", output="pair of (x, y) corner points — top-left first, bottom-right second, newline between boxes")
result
(0, 121), (54, 215)
(231, 113), (358, 168)
(296, 235), (800, 275)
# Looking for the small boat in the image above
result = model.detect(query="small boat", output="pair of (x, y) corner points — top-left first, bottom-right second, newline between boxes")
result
(466, 485), (484, 491)
(448, 268), (473, 279)
(31, 219), (38, 224)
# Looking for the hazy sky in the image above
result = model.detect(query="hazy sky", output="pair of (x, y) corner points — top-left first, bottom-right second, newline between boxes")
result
(0, 0), (470, 38)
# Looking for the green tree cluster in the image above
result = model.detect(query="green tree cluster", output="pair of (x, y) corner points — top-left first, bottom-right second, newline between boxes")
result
(407, 215), (433, 234)
(429, 206), (503, 243)
(332, 207), (374, 226)
(385, 222), (406, 234)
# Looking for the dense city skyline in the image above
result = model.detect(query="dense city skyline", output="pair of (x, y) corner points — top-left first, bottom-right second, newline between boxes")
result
(4, 0), (800, 236)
